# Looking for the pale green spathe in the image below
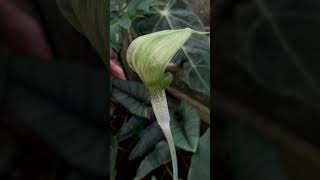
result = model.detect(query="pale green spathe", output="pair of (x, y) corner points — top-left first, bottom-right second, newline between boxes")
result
(126, 28), (207, 94)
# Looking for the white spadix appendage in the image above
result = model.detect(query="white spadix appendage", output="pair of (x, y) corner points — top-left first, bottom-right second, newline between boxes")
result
(150, 90), (178, 180)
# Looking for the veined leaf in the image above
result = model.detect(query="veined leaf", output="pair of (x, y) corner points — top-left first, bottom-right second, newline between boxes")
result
(170, 101), (200, 152)
(134, 140), (171, 180)
(117, 115), (146, 142)
(111, 80), (150, 119)
(56, 0), (108, 61)
(133, 0), (210, 95)
(129, 121), (164, 160)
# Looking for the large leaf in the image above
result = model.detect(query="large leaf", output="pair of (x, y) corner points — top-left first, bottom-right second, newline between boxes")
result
(117, 115), (146, 142)
(111, 79), (150, 119)
(238, 0), (320, 105)
(134, 140), (171, 180)
(133, 0), (210, 95)
(56, 0), (108, 61)
(188, 128), (210, 180)
(170, 101), (200, 152)
(129, 120), (164, 160)
(223, 121), (288, 180)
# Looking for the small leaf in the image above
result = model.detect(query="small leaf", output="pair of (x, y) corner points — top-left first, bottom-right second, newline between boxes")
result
(111, 80), (150, 118)
(56, 0), (108, 61)
(134, 140), (171, 180)
(170, 101), (200, 152)
(117, 115), (146, 142)
(151, 176), (157, 180)
(188, 128), (210, 180)
(129, 121), (164, 160)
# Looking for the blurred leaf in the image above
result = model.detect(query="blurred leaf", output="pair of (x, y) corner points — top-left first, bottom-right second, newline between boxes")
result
(127, 0), (161, 17)
(4, 58), (107, 176)
(56, 0), (108, 61)
(111, 80), (150, 118)
(134, 140), (171, 180)
(170, 101), (200, 152)
(238, 0), (320, 105)
(117, 115), (146, 142)
(151, 176), (157, 180)
(134, 0), (210, 95)
(188, 128), (210, 180)
(110, 22), (123, 51)
(129, 121), (164, 160)
(223, 121), (288, 180)
(118, 14), (132, 30)
(110, 136), (118, 180)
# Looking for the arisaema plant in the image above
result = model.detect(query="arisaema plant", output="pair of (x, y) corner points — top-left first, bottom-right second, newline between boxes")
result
(126, 28), (209, 180)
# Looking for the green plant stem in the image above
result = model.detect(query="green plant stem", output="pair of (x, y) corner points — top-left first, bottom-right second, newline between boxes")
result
(150, 90), (178, 180)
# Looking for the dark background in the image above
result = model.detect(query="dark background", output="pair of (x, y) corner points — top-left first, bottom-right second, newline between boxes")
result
(213, 0), (320, 180)
(0, 0), (107, 179)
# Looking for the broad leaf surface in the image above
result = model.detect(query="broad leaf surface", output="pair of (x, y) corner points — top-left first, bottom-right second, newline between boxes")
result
(188, 128), (210, 180)
(170, 101), (200, 152)
(117, 115), (146, 142)
(111, 80), (150, 119)
(134, 140), (170, 180)
(129, 120), (164, 160)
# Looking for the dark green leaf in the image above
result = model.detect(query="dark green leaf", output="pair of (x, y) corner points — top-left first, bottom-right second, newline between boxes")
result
(111, 80), (150, 118)
(134, 140), (171, 180)
(110, 22), (123, 51)
(129, 121), (164, 160)
(170, 101), (200, 152)
(56, 0), (108, 61)
(118, 14), (132, 30)
(127, 0), (160, 16)
(134, 0), (210, 95)
(188, 128), (210, 180)
(117, 115), (146, 142)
